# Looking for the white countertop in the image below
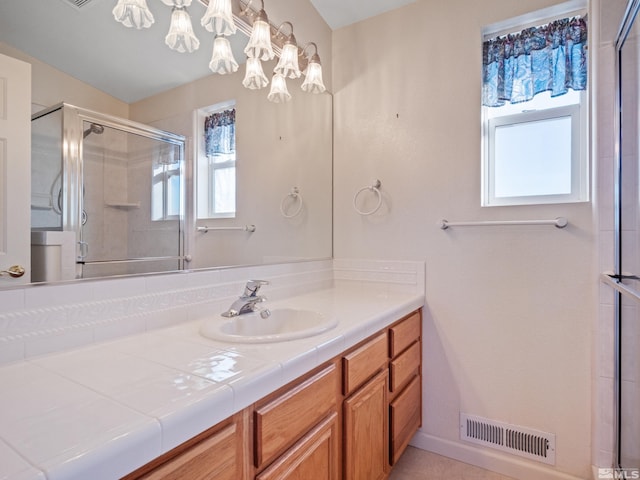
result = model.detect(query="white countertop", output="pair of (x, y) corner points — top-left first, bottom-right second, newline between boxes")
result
(0, 285), (424, 480)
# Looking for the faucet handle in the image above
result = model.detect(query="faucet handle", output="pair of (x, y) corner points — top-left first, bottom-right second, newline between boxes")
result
(244, 280), (270, 297)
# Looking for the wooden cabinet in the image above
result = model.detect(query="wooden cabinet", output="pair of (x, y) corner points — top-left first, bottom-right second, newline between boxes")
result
(123, 413), (247, 480)
(343, 369), (389, 480)
(256, 413), (339, 480)
(388, 311), (422, 465)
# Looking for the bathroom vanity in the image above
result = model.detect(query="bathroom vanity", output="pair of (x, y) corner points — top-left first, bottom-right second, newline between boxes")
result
(0, 264), (425, 480)
(123, 310), (422, 480)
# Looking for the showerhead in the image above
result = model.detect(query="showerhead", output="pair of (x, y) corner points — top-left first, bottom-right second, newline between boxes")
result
(83, 123), (105, 138)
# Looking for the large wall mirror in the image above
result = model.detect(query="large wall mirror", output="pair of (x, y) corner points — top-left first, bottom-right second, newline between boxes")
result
(0, 0), (333, 288)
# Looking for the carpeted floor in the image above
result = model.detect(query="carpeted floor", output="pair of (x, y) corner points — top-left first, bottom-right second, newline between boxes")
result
(388, 446), (516, 480)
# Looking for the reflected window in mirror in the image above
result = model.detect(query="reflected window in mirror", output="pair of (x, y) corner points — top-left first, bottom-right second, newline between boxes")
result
(152, 143), (182, 221)
(197, 102), (237, 219)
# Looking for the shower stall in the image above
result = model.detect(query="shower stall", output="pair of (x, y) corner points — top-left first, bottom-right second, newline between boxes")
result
(30, 103), (185, 281)
(605, 0), (640, 471)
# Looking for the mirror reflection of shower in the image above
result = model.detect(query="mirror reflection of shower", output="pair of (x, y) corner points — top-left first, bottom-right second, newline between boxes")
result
(30, 103), (185, 282)
(83, 122), (104, 138)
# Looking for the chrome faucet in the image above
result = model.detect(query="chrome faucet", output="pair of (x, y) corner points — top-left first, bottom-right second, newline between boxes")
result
(221, 280), (270, 317)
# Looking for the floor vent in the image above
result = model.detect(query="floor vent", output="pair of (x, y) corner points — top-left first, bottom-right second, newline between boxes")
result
(460, 413), (556, 465)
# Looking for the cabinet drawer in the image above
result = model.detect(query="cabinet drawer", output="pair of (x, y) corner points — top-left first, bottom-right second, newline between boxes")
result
(343, 332), (388, 395)
(139, 423), (239, 480)
(390, 374), (421, 465)
(255, 364), (338, 469)
(390, 340), (421, 392)
(389, 311), (421, 358)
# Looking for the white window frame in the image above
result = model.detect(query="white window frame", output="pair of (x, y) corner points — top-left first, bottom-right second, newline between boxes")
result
(196, 101), (236, 220)
(152, 161), (181, 221)
(481, 1), (589, 207)
(483, 100), (588, 206)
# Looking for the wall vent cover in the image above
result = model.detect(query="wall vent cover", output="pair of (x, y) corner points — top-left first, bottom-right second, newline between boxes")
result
(59, 0), (96, 10)
(460, 413), (556, 465)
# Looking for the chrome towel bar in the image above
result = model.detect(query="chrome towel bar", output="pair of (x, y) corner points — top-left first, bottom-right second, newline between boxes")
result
(439, 217), (568, 230)
(197, 225), (256, 233)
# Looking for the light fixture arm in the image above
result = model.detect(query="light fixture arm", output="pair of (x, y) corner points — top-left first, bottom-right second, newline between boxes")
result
(301, 42), (320, 62)
(274, 21), (295, 41)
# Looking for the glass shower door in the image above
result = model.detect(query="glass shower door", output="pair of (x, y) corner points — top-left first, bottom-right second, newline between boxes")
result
(616, 0), (640, 469)
(80, 120), (184, 278)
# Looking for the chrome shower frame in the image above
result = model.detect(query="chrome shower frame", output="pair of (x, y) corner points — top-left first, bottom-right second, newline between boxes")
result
(31, 102), (187, 277)
(613, 0), (640, 468)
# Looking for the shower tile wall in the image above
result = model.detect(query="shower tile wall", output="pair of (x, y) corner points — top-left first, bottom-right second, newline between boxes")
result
(597, 1), (618, 467)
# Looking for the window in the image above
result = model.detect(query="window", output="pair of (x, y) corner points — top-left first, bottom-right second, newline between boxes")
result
(197, 103), (236, 219)
(481, 9), (588, 206)
(152, 143), (182, 221)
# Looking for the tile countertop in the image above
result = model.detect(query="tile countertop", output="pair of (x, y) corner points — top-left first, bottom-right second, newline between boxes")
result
(0, 284), (424, 480)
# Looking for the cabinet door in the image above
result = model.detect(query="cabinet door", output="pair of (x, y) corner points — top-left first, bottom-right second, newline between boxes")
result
(136, 421), (243, 480)
(343, 369), (388, 480)
(255, 364), (338, 469)
(390, 374), (422, 465)
(256, 413), (339, 480)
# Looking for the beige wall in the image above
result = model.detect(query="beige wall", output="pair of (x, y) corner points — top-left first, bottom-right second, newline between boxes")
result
(332, 1), (596, 478)
(0, 42), (129, 117)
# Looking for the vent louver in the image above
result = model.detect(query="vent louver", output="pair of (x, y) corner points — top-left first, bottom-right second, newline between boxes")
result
(460, 413), (556, 465)
(59, 0), (95, 10)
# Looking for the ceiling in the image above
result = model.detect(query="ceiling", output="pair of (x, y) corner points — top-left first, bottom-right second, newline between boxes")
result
(0, 0), (415, 104)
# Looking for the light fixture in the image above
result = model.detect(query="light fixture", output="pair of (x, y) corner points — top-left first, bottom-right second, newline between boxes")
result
(301, 42), (326, 94)
(112, 0), (154, 29)
(111, 0), (327, 100)
(242, 0), (275, 61)
(243, 57), (269, 90)
(267, 72), (291, 103)
(201, 0), (237, 36)
(165, 2), (200, 53)
(209, 36), (239, 74)
(273, 22), (301, 79)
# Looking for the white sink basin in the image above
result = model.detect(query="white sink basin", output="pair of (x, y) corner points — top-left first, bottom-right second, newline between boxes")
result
(200, 308), (338, 343)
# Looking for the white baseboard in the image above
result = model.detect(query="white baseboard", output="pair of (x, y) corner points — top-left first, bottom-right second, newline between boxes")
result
(410, 430), (588, 480)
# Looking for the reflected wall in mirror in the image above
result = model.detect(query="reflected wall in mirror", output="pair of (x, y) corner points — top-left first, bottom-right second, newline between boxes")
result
(31, 104), (185, 282)
(130, 66), (333, 270)
(0, 0), (333, 289)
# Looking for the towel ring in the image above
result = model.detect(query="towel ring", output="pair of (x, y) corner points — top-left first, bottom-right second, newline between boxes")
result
(353, 180), (382, 216)
(280, 187), (304, 218)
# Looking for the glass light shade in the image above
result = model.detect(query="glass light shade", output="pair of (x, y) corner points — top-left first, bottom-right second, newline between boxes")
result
(209, 36), (239, 74)
(201, 0), (236, 36)
(161, 0), (191, 5)
(242, 57), (269, 90)
(301, 59), (326, 94)
(165, 6), (200, 53)
(274, 41), (301, 79)
(267, 73), (292, 103)
(244, 15), (274, 61)
(112, 0), (154, 29)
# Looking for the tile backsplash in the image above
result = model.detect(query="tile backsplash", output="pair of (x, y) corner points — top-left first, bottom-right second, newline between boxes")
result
(0, 259), (426, 365)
